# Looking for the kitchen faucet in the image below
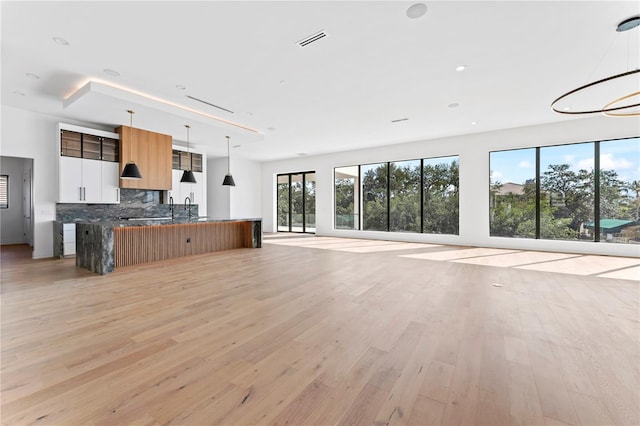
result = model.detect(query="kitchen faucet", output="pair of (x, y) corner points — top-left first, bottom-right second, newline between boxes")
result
(185, 197), (192, 219)
(169, 196), (174, 220)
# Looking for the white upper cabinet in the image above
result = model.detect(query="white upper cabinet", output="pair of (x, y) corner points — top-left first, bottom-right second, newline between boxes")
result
(58, 124), (121, 204)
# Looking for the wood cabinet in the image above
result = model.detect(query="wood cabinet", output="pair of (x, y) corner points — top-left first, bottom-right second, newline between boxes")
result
(117, 126), (172, 190)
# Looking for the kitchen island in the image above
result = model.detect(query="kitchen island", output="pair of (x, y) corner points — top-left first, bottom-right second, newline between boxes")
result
(75, 218), (262, 275)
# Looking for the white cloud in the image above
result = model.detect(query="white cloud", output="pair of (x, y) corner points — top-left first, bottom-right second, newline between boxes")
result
(563, 154), (575, 163)
(491, 170), (503, 179)
(577, 157), (594, 170)
(600, 153), (633, 170)
(576, 154), (634, 172)
(518, 160), (533, 168)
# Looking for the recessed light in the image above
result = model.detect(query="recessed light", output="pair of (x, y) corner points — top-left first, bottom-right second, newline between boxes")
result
(406, 3), (427, 19)
(176, 84), (186, 90)
(471, 121), (477, 125)
(448, 103), (460, 108)
(25, 72), (40, 79)
(13, 90), (26, 96)
(456, 65), (466, 72)
(52, 37), (69, 46)
(103, 69), (120, 77)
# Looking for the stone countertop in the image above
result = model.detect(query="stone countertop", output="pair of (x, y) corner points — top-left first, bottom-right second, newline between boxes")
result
(71, 217), (262, 228)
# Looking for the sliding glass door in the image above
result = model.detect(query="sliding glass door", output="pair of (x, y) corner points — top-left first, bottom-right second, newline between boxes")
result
(277, 171), (316, 233)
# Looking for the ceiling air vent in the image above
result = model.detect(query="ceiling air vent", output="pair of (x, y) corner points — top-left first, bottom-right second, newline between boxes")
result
(297, 30), (328, 48)
(185, 95), (234, 114)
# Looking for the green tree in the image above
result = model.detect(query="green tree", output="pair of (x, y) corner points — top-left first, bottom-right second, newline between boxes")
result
(424, 160), (459, 234)
(390, 161), (421, 232)
(277, 182), (289, 228)
(335, 177), (355, 228)
(541, 164), (593, 233)
(362, 164), (388, 231)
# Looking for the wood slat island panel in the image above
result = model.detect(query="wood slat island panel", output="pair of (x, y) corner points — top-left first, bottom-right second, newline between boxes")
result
(75, 218), (261, 274)
(114, 221), (253, 268)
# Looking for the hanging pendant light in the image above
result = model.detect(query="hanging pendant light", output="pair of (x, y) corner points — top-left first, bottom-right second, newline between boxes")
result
(180, 124), (197, 183)
(551, 16), (640, 117)
(222, 135), (236, 186)
(120, 110), (142, 179)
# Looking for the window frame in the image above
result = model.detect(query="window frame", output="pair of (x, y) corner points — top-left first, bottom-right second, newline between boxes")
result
(489, 136), (639, 243)
(334, 154), (460, 235)
(0, 175), (8, 209)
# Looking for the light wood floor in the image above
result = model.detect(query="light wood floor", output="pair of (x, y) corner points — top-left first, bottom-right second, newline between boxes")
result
(1, 239), (638, 425)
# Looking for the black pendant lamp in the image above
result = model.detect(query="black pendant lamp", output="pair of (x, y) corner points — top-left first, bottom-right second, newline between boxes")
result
(120, 110), (142, 179)
(222, 136), (235, 186)
(180, 125), (197, 183)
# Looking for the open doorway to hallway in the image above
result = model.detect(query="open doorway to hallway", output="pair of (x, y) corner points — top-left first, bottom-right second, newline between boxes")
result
(0, 156), (34, 249)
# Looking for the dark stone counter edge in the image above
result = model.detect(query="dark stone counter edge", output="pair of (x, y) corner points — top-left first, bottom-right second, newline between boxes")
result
(74, 217), (263, 228)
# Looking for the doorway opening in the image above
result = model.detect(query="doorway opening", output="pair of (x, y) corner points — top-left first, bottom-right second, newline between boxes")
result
(277, 171), (316, 233)
(0, 156), (34, 248)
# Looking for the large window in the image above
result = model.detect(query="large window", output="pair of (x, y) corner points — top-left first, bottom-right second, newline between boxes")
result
(335, 166), (360, 230)
(335, 155), (460, 235)
(290, 174), (304, 232)
(599, 138), (640, 243)
(362, 163), (388, 231)
(423, 156), (459, 235)
(304, 173), (316, 233)
(390, 160), (421, 233)
(540, 143), (594, 241)
(277, 175), (289, 232)
(490, 149), (536, 238)
(277, 172), (316, 233)
(490, 137), (639, 244)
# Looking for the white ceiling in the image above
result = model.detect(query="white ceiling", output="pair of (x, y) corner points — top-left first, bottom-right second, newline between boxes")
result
(2, 1), (639, 161)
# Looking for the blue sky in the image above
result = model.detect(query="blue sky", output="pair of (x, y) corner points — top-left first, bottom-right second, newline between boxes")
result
(490, 138), (639, 185)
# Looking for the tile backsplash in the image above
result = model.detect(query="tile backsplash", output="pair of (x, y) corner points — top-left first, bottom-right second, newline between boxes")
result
(56, 189), (198, 222)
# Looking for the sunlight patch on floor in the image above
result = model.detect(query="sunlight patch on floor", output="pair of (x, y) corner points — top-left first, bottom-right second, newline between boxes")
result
(265, 237), (438, 252)
(597, 265), (640, 280)
(264, 237), (640, 281)
(334, 243), (442, 253)
(450, 251), (579, 267)
(401, 247), (519, 261)
(516, 255), (640, 276)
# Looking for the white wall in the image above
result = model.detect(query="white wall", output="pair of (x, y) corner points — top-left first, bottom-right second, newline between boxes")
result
(262, 115), (640, 257)
(0, 156), (26, 244)
(207, 156), (262, 220)
(1, 106), (115, 258)
(230, 157), (262, 219)
(207, 157), (231, 219)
